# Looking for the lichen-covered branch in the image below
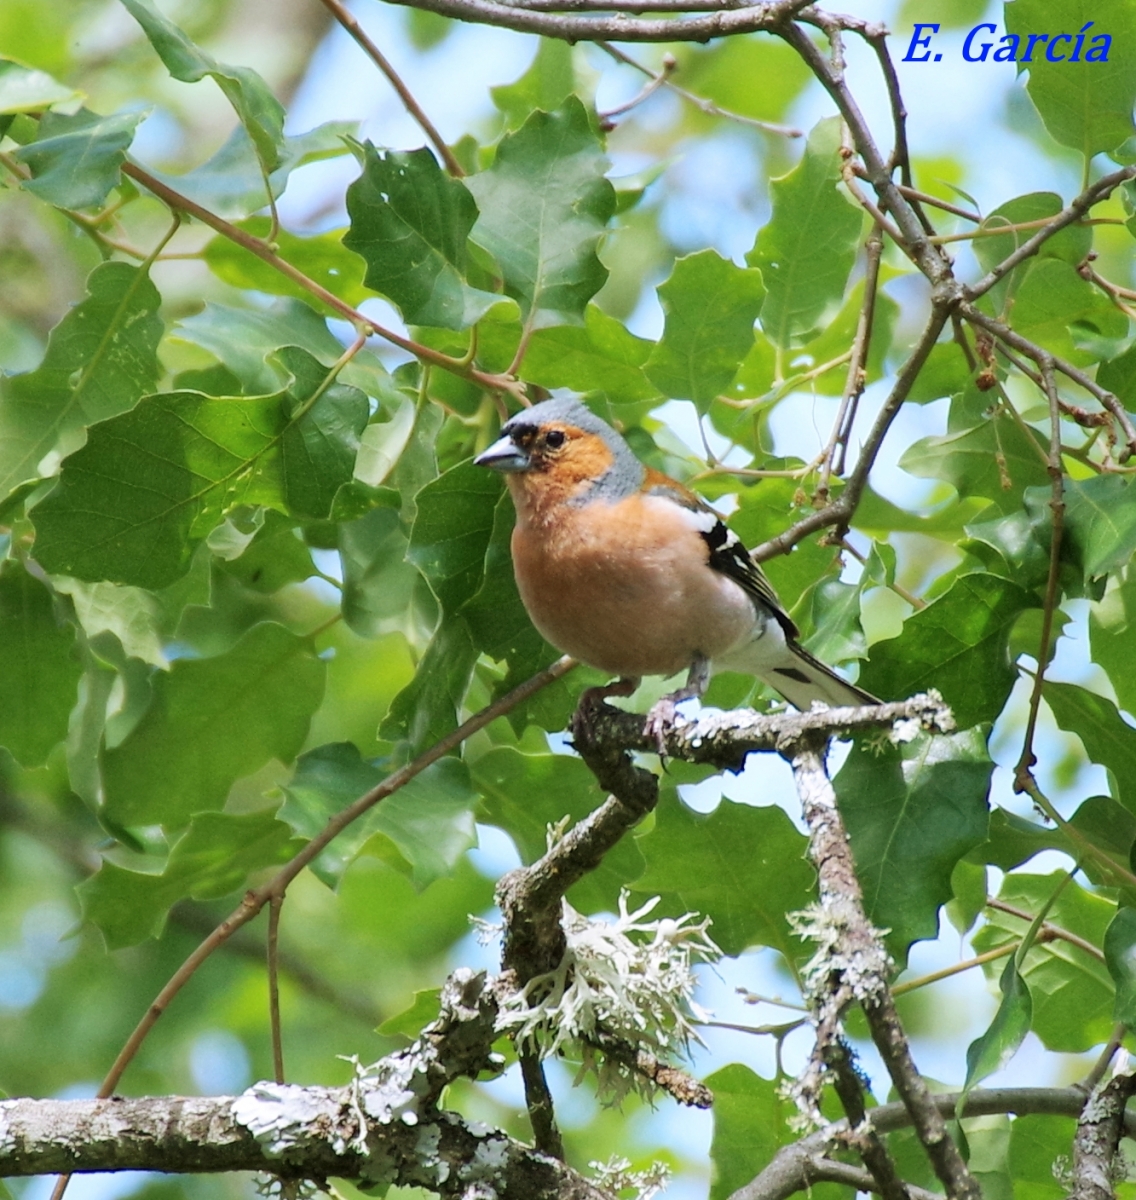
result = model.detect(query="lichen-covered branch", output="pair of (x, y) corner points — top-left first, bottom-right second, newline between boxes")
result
(0, 970), (606, 1200)
(1069, 1067), (1136, 1200)
(787, 737), (980, 1200)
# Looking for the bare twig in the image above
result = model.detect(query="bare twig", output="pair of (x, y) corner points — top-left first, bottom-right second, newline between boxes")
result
(964, 164), (1136, 301)
(520, 1050), (565, 1159)
(267, 894), (285, 1085)
(86, 656), (576, 1103)
(316, 0), (465, 176)
(730, 1086), (1136, 1200)
(1013, 356), (1065, 794)
(596, 42), (802, 135)
(818, 222), (884, 497)
(119, 162), (527, 404)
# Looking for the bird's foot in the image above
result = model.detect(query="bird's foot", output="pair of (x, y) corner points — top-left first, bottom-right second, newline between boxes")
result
(644, 655), (710, 756)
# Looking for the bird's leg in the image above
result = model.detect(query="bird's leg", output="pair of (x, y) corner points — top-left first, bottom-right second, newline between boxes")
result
(645, 653), (710, 755)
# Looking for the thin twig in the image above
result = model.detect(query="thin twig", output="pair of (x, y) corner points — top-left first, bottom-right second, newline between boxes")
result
(818, 222), (883, 498)
(985, 898), (1106, 962)
(119, 161), (526, 404)
(596, 41), (802, 135)
(267, 893), (285, 1085)
(84, 656), (576, 1101)
(519, 1050), (565, 1159)
(316, 0), (464, 176)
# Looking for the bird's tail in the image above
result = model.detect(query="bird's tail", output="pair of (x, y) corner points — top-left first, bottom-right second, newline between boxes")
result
(762, 641), (879, 711)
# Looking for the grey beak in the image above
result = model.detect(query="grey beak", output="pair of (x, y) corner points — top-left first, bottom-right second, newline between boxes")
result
(474, 433), (530, 473)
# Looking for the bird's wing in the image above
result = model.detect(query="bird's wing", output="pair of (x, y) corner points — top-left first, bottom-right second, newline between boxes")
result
(642, 469), (799, 640)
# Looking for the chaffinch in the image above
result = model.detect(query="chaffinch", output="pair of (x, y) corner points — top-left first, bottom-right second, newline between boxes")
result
(474, 396), (877, 726)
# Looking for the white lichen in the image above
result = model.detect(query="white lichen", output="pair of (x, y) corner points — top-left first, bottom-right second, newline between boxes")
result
(589, 1154), (671, 1200)
(495, 892), (720, 1103)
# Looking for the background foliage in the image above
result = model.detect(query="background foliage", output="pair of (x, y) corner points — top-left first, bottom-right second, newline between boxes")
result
(4, 0), (1136, 1196)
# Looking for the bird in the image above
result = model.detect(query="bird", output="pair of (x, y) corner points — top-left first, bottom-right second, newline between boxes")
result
(473, 395), (878, 733)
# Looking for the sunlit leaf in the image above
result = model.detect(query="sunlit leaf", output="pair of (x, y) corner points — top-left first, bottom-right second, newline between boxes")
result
(0, 261), (162, 500)
(644, 250), (765, 412)
(79, 810), (302, 949)
(633, 789), (812, 958)
(468, 97), (615, 327)
(837, 728), (991, 962)
(748, 116), (861, 347)
(102, 622), (325, 828)
(278, 742), (478, 889)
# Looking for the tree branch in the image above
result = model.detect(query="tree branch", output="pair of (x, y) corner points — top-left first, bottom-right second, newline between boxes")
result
(0, 971), (607, 1200)
(730, 1087), (1136, 1200)
(1070, 1066), (1136, 1200)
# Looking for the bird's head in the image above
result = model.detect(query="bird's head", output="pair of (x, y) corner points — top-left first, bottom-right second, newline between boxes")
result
(474, 396), (643, 508)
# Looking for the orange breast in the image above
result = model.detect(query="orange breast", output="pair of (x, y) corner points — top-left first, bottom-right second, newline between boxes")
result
(510, 492), (756, 679)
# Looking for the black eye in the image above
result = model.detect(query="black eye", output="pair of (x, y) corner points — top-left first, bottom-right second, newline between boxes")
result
(544, 429), (566, 450)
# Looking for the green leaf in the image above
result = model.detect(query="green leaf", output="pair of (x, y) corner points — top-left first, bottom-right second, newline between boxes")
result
(216, 510), (316, 595)
(204, 218), (369, 310)
(973, 872), (1115, 1053)
(53, 577), (167, 667)
(907, 340), (976, 403)
(791, 281), (899, 397)
(961, 955), (1033, 1099)
(0, 58), (80, 113)
(837, 728), (991, 962)
(275, 346), (369, 520)
(0, 261), (163, 500)
(1104, 906), (1136, 1026)
(707, 1064), (847, 1200)
(407, 461), (502, 612)
(378, 988), (442, 1040)
(278, 742), (478, 890)
(1004, 259), (1126, 365)
(32, 346), (368, 588)
(379, 615), (478, 755)
(860, 573), (1036, 728)
(747, 117), (862, 347)
(1061, 474), (1136, 583)
(1044, 680), (1136, 815)
(1090, 573), (1136, 715)
(343, 145), (503, 331)
(338, 506), (422, 639)
(805, 578), (866, 665)
(173, 298), (365, 395)
(103, 622), (325, 828)
(462, 493), (559, 698)
(471, 745), (644, 914)
(1007, 1114), (1077, 1200)
(1005, 0), (1136, 159)
(973, 192), (1093, 315)
(633, 790), (812, 959)
(0, 561), (81, 768)
(468, 97), (615, 327)
(79, 809), (301, 949)
(522, 305), (661, 404)
(145, 120), (354, 221)
(1098, 339), (1136, 409)
(120, 0), (284, 173)
(899, 404), (1051, 515)
(14, 108), (147, 209)
(963, 504), (1051, 590)
(643, 250), (765, 411)
(491, 38), (575, 130)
